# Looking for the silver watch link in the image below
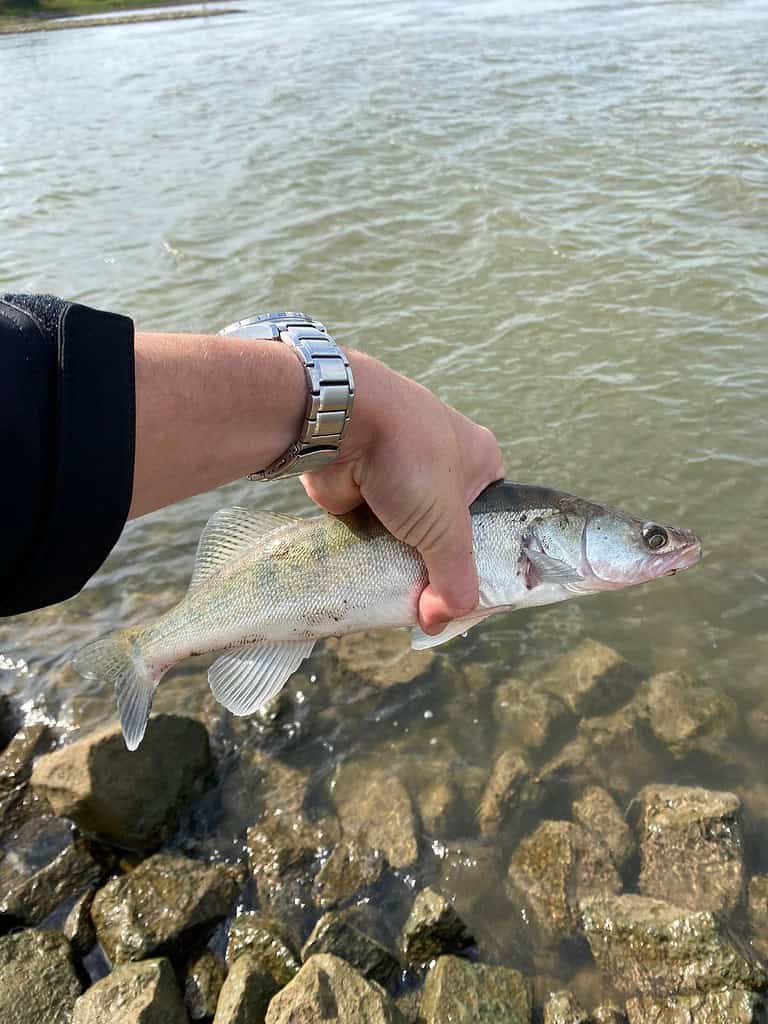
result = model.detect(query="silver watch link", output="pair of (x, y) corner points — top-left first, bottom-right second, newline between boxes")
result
(217, 312), (354, 481)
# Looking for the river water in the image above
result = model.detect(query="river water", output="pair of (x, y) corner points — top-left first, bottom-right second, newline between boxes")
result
(1, 0), (767, 1007)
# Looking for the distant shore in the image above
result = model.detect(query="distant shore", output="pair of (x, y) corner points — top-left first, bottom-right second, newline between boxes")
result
(0, 2), (240, 35)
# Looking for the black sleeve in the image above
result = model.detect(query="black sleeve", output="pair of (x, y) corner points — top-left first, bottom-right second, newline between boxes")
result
(0, 294), (135, 616)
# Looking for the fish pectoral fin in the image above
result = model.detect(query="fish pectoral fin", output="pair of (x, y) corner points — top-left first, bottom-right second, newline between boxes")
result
(190, 507), (302, 591)
(208, 639), (315, 715)
(523, 547), (584, 587)
(411, 610), (495, 650)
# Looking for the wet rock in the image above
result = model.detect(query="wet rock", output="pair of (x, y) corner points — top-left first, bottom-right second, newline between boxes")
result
(644, 669), (739, 759)
(494, 678), (571, 753)
(328, 629), (436, 691)
(581, 894), (767, 996)
(72, 957), (188, 1023)
(31, 715), (211, 851)
(536, 640), (640, 718)
(746, 704), (768, 744)
(477, 751), (532, 839)
(572, 787), (633, 873)
(0, 692), (19, 750)
(265, 953), (407, 1023)
(543, 990), (589, 1024)
(218, 749), (309, 844)
(226, 911), (301, 988)
(420, 955), (531, 1023)
(577, 703), (658, 797)
(0, 928), (81, 1023)
(591, 1005), (626, 1024)
(506, 821), (622, 940)
(313, 835), (385, 910)
(185, 950), (226, 1021)
(64, 888), (97, 955)
(0, 780), (52, 839)
(332, 762), (418, 869)
(0, 722), (52, 789)
(0, 816), (104, 925)
(91, 852), (239, 964)
(400, 887), (473, 964)
(635, 784), (744, 913)
(748, 874), (768, 958)
(535, 737), (593, 795)
(302, 910), (400, 989)
(213, 956), (277, 1024)
(415, 778), (464, 837)
(624, 989), (764, 1023)
(436, 840), (501, 921)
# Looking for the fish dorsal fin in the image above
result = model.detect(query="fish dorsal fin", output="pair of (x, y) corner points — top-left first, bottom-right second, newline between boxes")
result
(208, 639), (315, 715)
(411, 609), (496, 650)
(190, 507), (300, 591)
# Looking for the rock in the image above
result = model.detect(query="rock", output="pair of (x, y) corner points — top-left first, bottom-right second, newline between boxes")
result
(414, 778), (464, 837)
(332, 762), (418, 869)
(748, 874), (768, 958)
(581, 894), (767, 996)
(635, 785), (744, 913)
(0, 780), (52, 839)
(213, 956), (277, 1024)
(0, 692), (19, 750)
(506, 821), (622, 940)
(31, 715), (211, 851)
(572, 787), (633, 873)
(185, 950), (226, 1021)
(591, 1006), (626, 1024)
(91, 852), (239, 964)
(477, 751), (532, 839)
(420, 955), (531, 1024)
(624, 989), (764, 1023)
(536, 640), (640, 718)
(400, 887), (473, 964)
(265, 953), (407, 1023)
(328, 629), (436, 691)
(746, 704), (768, 744)
(543, 991), (589, 1024)
(218, 749), (310, 846)
(436, 840), (502, 922)
(302, 910), (400, 990)
(226, 911), (301, 988)
(394, 988), (424, 1024)
(72, 958), (188, 1023)
(0, 928), (81, 1023)
(0, 723), (52, 789)
(535, 737), (594, 795)
(494, 678), (570, 753)
(63, 888), (97, 955)
(0, 816), (104, 925)
(644, 669), (739, 759)
(313, 835), (384, 910)
(577, 703), (659, 797)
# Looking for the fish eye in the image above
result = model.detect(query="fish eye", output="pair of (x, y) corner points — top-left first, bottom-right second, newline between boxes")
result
(642, 523), (668, 551)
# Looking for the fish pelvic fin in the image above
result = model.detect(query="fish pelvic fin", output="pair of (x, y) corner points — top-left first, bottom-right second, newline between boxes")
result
(208, 639), (314, 715)
(72, 629), (166, 751)
(189, 507), (301, 592)
(411, 609), (496, 650)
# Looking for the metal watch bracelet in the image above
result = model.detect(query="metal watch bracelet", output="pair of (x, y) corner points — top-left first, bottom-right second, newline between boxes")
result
(217, 312), (355, 480)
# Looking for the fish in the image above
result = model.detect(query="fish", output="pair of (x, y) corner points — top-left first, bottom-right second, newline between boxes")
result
(73, 480), (702, 750)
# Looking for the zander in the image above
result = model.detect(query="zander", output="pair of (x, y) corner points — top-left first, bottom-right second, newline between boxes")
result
(74, 481), (702, 750)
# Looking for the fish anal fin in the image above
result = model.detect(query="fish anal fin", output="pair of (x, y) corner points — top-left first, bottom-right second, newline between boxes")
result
(208, 639), (314, 715)
(190, 507), (301, 591)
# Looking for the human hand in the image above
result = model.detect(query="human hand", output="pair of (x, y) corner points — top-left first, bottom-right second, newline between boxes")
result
(300, 350), (504, 634)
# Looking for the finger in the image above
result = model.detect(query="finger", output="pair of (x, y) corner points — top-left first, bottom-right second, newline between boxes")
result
(416, 503), (478, 633)
(301, 463), (362, 516)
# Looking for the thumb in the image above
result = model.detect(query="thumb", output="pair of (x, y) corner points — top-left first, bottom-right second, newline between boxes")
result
(415, 502), (479, 634)
(301, 462), (363, 516)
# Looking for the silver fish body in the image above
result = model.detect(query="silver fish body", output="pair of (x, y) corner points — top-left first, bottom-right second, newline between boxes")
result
(74, 481), (701, 749)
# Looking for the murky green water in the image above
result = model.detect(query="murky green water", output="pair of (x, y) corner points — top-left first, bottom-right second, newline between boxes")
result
(1, 0), (767, 1007)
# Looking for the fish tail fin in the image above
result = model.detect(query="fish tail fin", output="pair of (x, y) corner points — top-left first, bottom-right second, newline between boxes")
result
(73, 627), (166, 751)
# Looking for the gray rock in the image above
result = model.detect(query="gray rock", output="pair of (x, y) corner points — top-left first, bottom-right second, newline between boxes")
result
(31, 715), (211, 851)
(536, 640), (640, 718)
(644, 669), (739, 759)
(494, 677), (570, 753)
(265, 953), (407, 1023)
(0, 928), (81, 1024)
(420, 955), (531, 1024)
(400, 887), (473, 964)
(624, 989), (764, 1023)
(581, 894), (767, 996)
(332, 762), (418, 869)
(302, 910), (400, 989)
(213, 957), (277, 1024)
(72, 958), (188, 1023)
(635, 785), (744, 913)
(0, 816), (104, 925)
(313, 835), (384, 910)
(572, 787), (633, 873)
(0, 723), (52, 789)
(590, 1006), (626, 1024)
(226, 911), (301, 988)
(64, 888), (97, 955)
(328, 629), (436, 691)
(477, 751), (532, 839)
(91, 852), (239, 964)
(543, 991), (589, 1024)
(748, 874), (768, 959)
(185, 950), (226, 1021)
(506, 820), (622, 940)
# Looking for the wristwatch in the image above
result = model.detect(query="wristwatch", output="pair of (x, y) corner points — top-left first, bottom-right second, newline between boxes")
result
(218, 312), (355, 480)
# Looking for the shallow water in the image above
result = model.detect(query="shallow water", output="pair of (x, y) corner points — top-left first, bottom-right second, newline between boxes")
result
(1, 0), (767, 1007)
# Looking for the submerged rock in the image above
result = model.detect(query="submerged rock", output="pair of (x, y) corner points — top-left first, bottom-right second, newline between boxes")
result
(184, 950), (226, 1021)
(328, 629), (436, 692)
(302, 910), (400, 989)
(494, 678), (571, 753)
(477, 751), (532, 839)
(747, 874), (768, 959)
(414, 777), (464, 837)
(572, 787), (633, 874)
(436, 840), (502, 922)
(536, 640), (640, 718)
(72, 958), (188, 1024)
(0, 692), (19, 750)
(635, 784), (744, 913)
(581, 894), (767, 996)
(543, 990), (589, 1024)
(577, 703), (658, 798)
(63, 888), (98, 956)
(644, 669), (739, 759)
(226, 911), (301, 988)
(213, 957), (277, 1024)
(420, 955), (531, 1024)
(400, 887), (474, 965)
(591, 1005), (627, 1024)
(624, 989), (764, 1023)
(506, 820), (622, 940)
(31, 715), (211, 851)
(218, 748), (310, 844)
(332, 762), (418, 869)
(91, 851), (239, 964)
(0, 928), (81, 1024)
(265, 953), (407, 1023)
(313, 835), (384, 910)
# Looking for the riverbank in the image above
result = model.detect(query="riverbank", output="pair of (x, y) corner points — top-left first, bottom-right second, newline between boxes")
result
(0, 2), (239, 35)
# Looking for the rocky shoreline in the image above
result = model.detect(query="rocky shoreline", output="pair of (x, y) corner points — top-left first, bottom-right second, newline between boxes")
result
(0, 7), (240, 37)
(1, 633), (767, 1022)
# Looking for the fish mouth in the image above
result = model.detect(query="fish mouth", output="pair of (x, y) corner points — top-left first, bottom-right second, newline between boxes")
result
(666, 538), (703, 575)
